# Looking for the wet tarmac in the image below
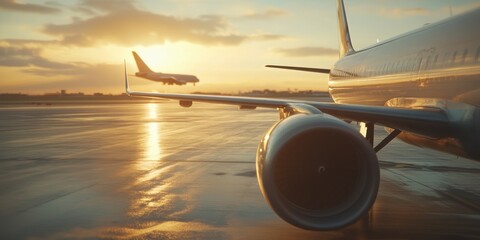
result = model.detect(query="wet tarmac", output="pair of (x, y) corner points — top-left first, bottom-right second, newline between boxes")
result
(0, 100), (479, 239)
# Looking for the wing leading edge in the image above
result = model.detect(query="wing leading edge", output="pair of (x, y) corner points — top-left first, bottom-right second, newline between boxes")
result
(125, 69), (449, 139)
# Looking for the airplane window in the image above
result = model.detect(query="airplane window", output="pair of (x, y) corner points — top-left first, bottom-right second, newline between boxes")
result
(417, 58), (422, 71)
(461, 49), (468, 64)
(476, 46), (480, 62)
(425, 56), (431, 69)
(443, 52), (449, 67)
(452, 51), (457, 64)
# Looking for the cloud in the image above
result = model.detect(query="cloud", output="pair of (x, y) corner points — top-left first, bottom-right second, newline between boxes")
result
(41, 9), (282, 47)
(0, 41), (122, 91)
(0, 0), (60, 14)
(241, 9), (287, 20)
(0, 40), (127, 93)
(24, 63), (122, 87)
(6, 62), (126, 94)
(275, 47), (338, 57)
(76, 0), (136, 15)
(252, 34), (285, 41)
(378, 7), (428, 18)
(0, 42), (71, 69)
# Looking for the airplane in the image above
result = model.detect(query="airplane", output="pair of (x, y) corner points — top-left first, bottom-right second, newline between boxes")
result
(131, 51), (199, 85)
(124, 0), (480, 231)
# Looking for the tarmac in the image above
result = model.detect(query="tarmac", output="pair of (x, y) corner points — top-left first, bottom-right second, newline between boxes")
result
(0, 100), (479, 239)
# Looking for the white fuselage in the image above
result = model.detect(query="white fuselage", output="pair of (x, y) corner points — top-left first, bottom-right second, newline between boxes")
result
(329, 9), (480, 107)
(329, 8), (480, 159)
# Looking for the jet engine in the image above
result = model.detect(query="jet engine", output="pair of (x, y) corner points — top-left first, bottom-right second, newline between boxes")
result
(256, 113), (379, 230)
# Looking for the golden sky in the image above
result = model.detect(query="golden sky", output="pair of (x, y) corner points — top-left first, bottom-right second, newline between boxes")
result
(1, 0), (479, 94)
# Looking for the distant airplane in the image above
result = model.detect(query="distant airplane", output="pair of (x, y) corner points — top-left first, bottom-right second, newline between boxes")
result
(124, 0), (480, 231)
(131, 51), (199, 85)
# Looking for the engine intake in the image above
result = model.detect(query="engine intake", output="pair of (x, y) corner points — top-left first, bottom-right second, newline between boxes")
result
(256, 113), (379, 230)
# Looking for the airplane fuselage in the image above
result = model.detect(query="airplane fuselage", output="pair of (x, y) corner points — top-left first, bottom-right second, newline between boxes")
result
(329, 8), (480, 107)
(329, 8), (480, 160)
(135, 72), (199, 85)
(131, 51), (200, 85)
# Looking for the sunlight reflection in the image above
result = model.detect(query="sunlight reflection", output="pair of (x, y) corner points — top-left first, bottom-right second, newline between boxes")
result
(144, 122), (161, 161)
(147, 102), (157, 120)
(39, 221), (219, 239)
(128, 103), (196, 221)
(142, 103), (162, 163)
(129, 102), (173, 218)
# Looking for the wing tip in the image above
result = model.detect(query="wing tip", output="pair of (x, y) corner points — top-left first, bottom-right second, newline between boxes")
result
(124, 59), (131, 96)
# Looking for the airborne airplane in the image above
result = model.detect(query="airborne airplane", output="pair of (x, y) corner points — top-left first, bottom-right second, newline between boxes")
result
(124, 0), (480, 231)
(131, 51), (199, 85)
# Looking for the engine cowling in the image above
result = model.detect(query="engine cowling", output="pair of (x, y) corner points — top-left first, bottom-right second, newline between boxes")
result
(256, 113), (379, 230)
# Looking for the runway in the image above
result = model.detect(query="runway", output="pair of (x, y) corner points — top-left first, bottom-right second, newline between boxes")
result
(0, 100), (479, 239)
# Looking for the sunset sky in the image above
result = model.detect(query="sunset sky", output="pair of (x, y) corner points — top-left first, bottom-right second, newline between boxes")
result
(1, 0), (479, 94)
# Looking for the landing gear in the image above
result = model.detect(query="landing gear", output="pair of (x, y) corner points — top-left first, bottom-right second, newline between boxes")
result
(362, 122), (402, 152)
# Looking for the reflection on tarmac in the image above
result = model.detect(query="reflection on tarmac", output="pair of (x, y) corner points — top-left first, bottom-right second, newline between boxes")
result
(143, 103), (162, 162)
(131, 103), (178, 219)
(0, 100), (479, 239)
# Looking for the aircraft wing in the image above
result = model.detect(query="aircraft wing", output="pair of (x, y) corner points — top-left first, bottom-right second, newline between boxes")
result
(126, 92), (448, 141)
(124, 63), (449, 139)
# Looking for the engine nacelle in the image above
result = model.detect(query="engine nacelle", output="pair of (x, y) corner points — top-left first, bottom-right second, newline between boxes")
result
(256, 113), (379, 230)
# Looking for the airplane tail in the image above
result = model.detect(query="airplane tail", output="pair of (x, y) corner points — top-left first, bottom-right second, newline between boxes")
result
(132, 51), (154, 73)
(264, 1), (354, 73)
(337, 0), (355, 57)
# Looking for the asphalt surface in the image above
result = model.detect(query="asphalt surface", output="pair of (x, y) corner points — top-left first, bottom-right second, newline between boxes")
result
(0, 100), (479, 239)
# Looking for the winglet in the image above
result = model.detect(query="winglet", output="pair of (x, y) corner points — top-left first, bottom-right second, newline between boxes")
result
(124, 59), (131, 95)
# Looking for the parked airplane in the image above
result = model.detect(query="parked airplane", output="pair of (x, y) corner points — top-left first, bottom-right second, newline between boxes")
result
(131, 51), (199, 85)
(124, 0), (480, 231)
